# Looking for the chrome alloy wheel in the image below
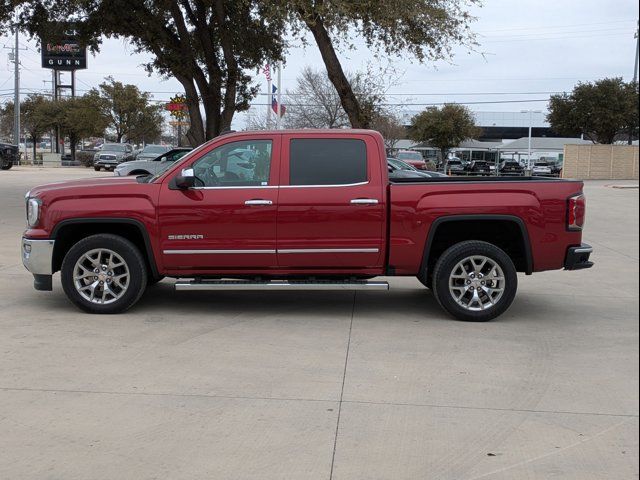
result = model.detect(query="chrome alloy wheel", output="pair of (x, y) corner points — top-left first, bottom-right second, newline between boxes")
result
(73, 248), (130, 305)
(448, 255), (505, 311)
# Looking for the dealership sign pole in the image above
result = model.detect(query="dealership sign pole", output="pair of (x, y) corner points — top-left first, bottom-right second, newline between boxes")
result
(166, 95), (189, 146)
(41, 25), (87, 154)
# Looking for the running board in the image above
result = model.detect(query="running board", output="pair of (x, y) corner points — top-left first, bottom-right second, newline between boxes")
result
(175, 279), (389, 291)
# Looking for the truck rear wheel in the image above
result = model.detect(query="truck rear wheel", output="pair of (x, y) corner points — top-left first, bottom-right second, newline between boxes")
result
(432, 241), (517, 322)
(1, 161), (13, 170)
(61, 234), (148, 314)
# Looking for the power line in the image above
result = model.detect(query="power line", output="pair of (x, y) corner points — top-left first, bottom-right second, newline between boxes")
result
(477, 19), (635, 34)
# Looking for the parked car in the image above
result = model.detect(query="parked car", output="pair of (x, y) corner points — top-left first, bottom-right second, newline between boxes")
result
(550, 160), (563, 177)
(93, 144), (135, 171)
(114, 148), (193, 177)
(135, 144), (172, 162)
(21, 129), (593, 322)
(387, 158), (431, 179)
(395, 150), (426, 170)
(1, 142), (19, 170)
(532, 161), (553, 176)
(468, 160), (492, 176)
(445, 158), (468, 174)
(499, 160), (524, 176)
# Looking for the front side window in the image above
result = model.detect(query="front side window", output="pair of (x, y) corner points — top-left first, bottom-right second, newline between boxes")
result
(191, 140), (272, 187)
(289, 138), (367, 186)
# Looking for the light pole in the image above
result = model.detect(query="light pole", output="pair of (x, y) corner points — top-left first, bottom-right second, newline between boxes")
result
(633, 20), (639, 84)
(521, 109), (542, 172)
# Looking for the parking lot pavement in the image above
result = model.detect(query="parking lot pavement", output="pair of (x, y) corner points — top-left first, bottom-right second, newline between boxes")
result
(1, 167), (638, 479)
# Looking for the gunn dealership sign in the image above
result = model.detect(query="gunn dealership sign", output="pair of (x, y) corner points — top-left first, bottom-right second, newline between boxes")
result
(41, 27), (87, 70)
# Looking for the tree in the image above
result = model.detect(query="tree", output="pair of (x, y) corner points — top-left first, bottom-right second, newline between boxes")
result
(371, 112), (406, 150)
(409, 103), (480, 162)
(86, 77), (163, 143)
(22, 95), (56, 161)
(547, 78), (639, 144)
(272, 0), (477, 128)
(284, 66), (350, 129)
(283, 65), (400, 130)
(0, 102), (15, 142)
(10, 3), (286, 146)
(56, 96), (110, 161)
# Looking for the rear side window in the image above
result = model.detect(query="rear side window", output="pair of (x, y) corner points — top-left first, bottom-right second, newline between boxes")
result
(289, 138), (367, 186)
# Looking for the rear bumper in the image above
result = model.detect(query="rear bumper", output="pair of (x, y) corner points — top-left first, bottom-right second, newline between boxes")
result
(22, 238), (55, 291)
(564, 243), (594, 270)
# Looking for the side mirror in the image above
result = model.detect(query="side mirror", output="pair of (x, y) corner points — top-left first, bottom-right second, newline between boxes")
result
(175, 168), (196, 189)
(159, 156), (167, 162)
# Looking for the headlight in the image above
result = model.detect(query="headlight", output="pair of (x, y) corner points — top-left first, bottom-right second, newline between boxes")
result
(26, 197), (41, 227)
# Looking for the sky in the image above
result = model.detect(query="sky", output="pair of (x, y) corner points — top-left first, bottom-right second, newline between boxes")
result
(1, 0), (638, 131)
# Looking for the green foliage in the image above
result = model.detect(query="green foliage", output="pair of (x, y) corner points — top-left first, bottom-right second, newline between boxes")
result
(57, 96), (109, 142)
(547, 78), (639, 144)
(12, 0), (287, 144)
(8, 0), (477, 137)
(86, 77), (162, 143)
(280, 0), (478, 62)
(267, 0), (478, 128)
(409, 103), (480, 158)
(0, 102), (14, 142)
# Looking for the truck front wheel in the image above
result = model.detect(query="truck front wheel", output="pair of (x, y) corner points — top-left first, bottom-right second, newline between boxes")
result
(431, 241), (517, 322)
(61, 234), (148, 314)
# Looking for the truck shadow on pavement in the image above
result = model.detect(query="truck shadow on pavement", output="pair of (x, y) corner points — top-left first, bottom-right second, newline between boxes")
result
(128, 281), (547, 324)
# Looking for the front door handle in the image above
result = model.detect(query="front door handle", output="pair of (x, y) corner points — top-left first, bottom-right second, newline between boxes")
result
(350, 198), (379, 205)
(245, 199), (273, 206)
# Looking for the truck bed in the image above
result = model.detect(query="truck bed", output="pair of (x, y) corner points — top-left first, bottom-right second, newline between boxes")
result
(389, 175), (568, 184)
(387, 176), (584, 275)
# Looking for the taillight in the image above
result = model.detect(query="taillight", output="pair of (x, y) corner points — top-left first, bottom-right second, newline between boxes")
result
(567, 193), (586, 231)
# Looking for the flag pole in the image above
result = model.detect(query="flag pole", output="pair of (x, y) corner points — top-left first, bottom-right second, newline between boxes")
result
(276, 61), (282, 130)
(266, 67), (272, 130)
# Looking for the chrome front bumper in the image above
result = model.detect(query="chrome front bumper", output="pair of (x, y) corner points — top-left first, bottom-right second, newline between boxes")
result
(22, 238), (55, 290)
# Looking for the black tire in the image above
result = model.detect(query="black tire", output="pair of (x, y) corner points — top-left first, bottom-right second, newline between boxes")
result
(1, 160), (13, 170)
(61, 234), (148, 314)
(432, 240), (517, 322)
(94, 166), (101, 171)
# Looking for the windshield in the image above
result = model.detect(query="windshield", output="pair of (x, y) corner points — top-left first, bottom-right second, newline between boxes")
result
(391, 159), (415, 171)
(142, 145), (168, 154)
(143, 144), (209, 183)
(397, 151), (423, 161)
(103, 144), (127, 152)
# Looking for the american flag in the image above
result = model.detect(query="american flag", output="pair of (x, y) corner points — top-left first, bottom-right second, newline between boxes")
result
(262, 64), (271, 82)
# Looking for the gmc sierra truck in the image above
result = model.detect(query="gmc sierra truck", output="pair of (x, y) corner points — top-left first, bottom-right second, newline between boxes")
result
(21, 130), (593, 321)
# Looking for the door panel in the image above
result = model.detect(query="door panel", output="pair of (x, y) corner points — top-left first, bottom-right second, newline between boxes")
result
(276, 134), (385, 269)
(158, 136), (280, 271)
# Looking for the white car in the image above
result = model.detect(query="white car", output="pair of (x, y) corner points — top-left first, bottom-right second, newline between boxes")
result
(532, 162), (553, 176)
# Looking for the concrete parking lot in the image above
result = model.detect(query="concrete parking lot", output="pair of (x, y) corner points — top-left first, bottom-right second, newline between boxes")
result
(0, 167), (638, 480)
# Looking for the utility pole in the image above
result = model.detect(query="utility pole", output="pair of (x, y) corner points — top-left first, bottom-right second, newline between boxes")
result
(13, 25), (20, 147)
(630, 21), (638, 144)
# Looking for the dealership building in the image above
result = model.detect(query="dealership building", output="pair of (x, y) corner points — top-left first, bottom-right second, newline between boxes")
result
(395, 110), (586, 163)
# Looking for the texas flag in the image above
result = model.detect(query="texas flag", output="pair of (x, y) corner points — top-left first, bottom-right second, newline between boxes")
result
(271, 85), (286, 117)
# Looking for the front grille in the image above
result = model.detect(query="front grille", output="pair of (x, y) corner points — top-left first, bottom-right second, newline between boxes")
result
(99, 155), (117, 160)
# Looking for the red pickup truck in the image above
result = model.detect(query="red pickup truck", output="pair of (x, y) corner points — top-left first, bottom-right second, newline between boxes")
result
(22, 130), (592, 321)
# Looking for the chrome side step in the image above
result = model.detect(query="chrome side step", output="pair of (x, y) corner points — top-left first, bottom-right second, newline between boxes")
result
(175, 279), (389, 291)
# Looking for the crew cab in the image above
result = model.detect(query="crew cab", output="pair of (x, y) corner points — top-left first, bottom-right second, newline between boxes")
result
(21, 130), (593, 321)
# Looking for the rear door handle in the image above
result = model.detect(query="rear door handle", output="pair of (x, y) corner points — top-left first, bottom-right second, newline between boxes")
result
(245, 199), (273, 206)
(350, 198), (379, 205)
